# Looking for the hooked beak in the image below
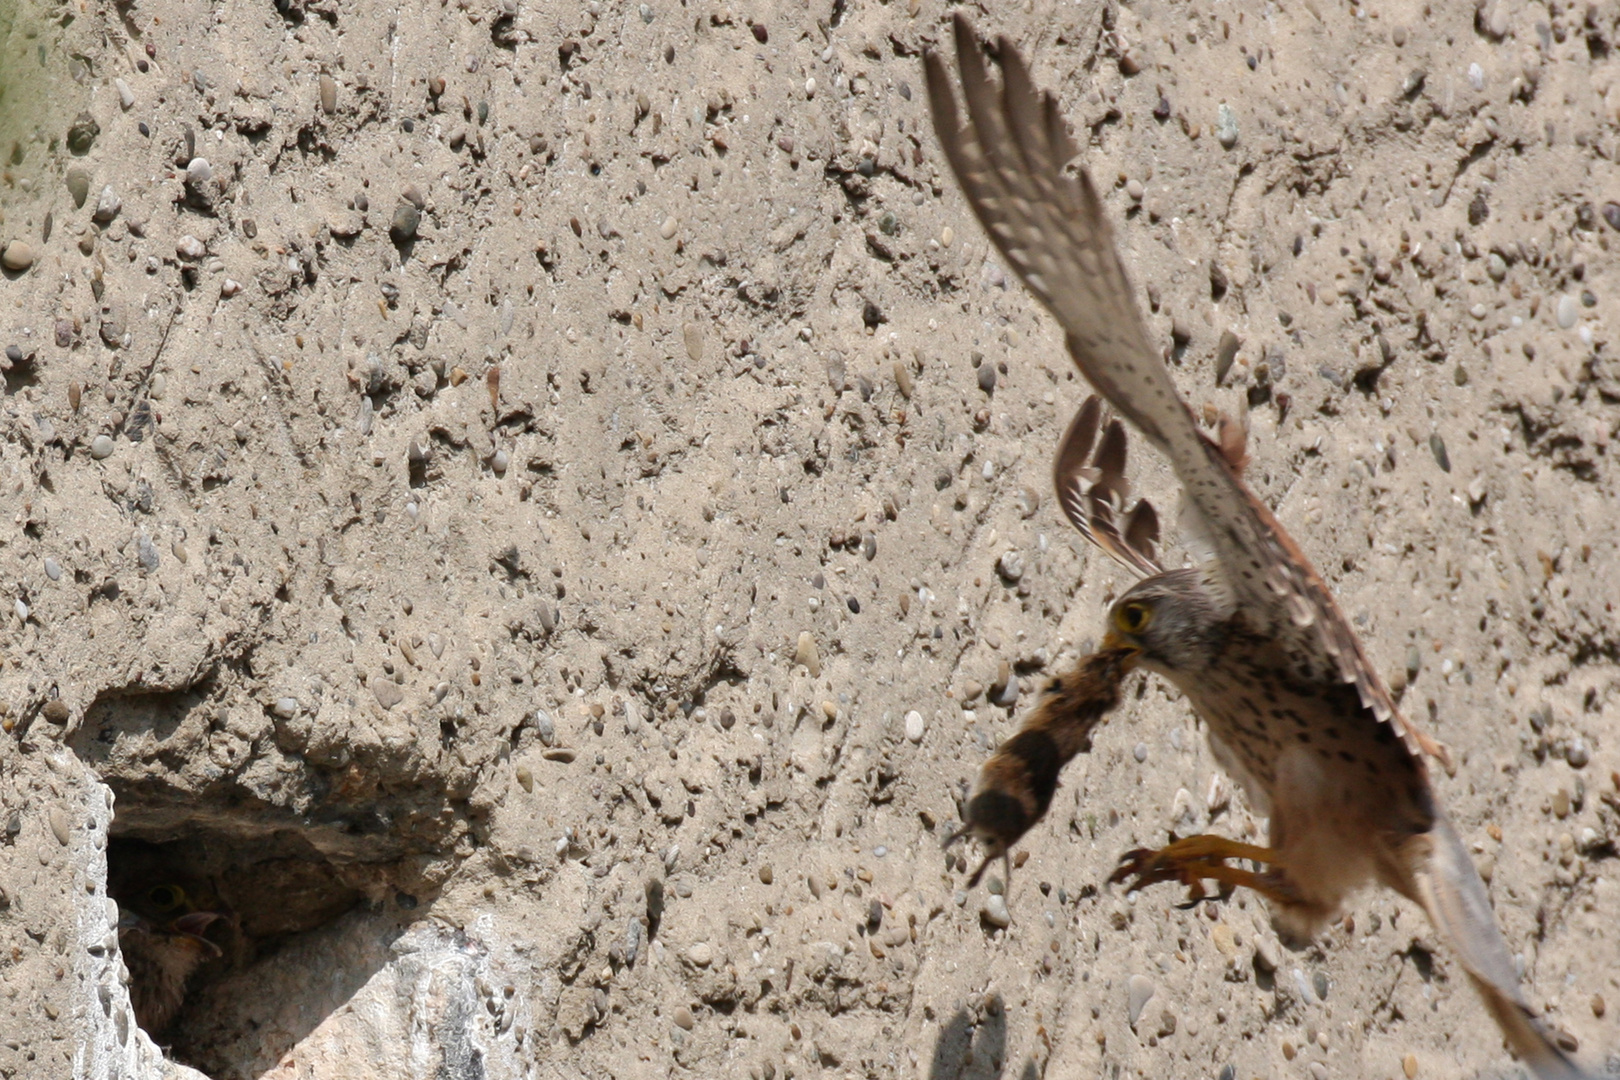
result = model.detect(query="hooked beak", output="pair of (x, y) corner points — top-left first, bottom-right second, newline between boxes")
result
(1101, 629), (1141, 656)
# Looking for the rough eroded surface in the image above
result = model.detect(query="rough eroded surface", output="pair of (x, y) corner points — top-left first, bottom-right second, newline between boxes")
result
(1, 0), (1616, 1077)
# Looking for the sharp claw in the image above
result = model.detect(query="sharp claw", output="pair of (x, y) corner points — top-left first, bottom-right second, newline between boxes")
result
(1107, 847), (1154, 887)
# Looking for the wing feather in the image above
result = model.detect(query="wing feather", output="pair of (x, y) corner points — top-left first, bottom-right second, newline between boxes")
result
(925, 15), (1450, 768)
(1053, 398), (1161, 578)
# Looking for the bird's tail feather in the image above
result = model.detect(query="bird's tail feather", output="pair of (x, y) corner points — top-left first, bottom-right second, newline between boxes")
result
(1405, 813), (1588, 1080)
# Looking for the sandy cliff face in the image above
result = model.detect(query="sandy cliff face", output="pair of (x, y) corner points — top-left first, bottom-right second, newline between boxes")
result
(1, 1), (1615, 1077)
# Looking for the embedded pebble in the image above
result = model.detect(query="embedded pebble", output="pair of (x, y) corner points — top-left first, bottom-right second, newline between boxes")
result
(1402, 1053), (1419, 1079)
(1486, 253), (1507, 282)
(67, 112), (99, 154)
(1132, 742), (1149, 763)
(186, 157), (213, 185)
(997, 550), (1024, 582)
(1215, 104), (1239, 148)
(319, 74), (338, 114)
(221, 279), (242, 298)
(115, 77), (135, 110)
(941, 225), (954, 248)
(683, 322), (703, 362)
(660, 215), (678, 239)
(758, 864), (773, 885)
(686, 942), (713, 967)
(65, 168), (90, 208)
(93, 186), (122, 223)
(1428, 433), (1450, 472)
(1171, 787), (1198, 832)
(137, 533), (160, 573)
(1, 241), (34, 272)
(672, 1005), (695, 1030)
(1566, 739), (1590, 768)
(981, 893), (1011, 928)
(372, 679), (404, 709)
(534, 710), (555, 745)
(893, 362), (914, 399)
(977, 362), (997, 395)
(1555, 294), (1578, 330)
(623, 918), (642, 966)
(176, 235), (206, 260)
(273, 697), (299, 719)
(904, 710), (926, 743)
(1126, 974), (1156, 1026)
(1254, 936), (1281, 972)
(515, 764), (533, 793)
(825, 352), (846, 392)
(44, 558), (62, 582)
(794, 631), (822, 677)
(391, 203), (421, 242)
(1604, 203), (1620, 231)
(991, 671), (1018, 708)
(49, 807), (71, 846)
(90, 434), (115, 460)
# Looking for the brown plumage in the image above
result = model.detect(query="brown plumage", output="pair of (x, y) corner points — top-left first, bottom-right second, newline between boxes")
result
(116, 886), (223, 1034)
(925, 16), (1586, 1078)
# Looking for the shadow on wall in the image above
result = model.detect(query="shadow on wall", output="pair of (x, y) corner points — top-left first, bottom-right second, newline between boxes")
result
(929, 995), (1035, 1080)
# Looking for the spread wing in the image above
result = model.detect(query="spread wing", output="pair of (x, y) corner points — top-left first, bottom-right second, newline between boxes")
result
(924, 15), (1449, 768)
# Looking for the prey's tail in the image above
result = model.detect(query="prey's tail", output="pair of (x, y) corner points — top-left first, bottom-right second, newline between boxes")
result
(1404, 813), (1588, 1080)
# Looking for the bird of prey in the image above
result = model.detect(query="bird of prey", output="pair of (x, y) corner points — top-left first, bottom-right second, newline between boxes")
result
(924, 16), (1586, 1078)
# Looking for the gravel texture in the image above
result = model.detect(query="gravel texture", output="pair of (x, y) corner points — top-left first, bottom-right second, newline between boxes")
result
(1, 1), (1617, 1078)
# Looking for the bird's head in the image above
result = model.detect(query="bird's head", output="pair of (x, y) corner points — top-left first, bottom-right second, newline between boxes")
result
(117, 883), (227, 961)
(1102, 570), (1223, 676)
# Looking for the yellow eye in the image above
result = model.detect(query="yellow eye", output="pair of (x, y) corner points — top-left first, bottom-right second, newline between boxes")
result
(146, 885), (188, 913)
(1115, 602), (1152, 635)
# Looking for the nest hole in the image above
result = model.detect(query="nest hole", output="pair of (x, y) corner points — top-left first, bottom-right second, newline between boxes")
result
(76, 684), (452, 1078)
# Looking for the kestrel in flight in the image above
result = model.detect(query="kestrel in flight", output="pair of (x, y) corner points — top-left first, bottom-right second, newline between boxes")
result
(925, 16), (1586, 1078)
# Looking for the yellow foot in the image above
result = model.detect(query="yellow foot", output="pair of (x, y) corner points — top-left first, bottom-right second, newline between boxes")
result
(1108, 834), (1302, 908)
